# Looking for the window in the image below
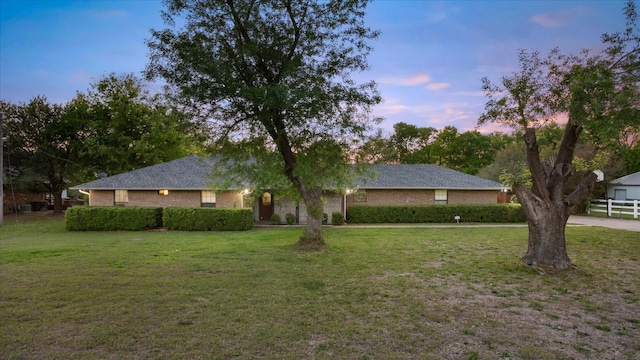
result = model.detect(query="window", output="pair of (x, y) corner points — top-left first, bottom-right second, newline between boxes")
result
(201, 190), (216, 207)
(435, 189), (448, 205)
(115, 190), (128, 205)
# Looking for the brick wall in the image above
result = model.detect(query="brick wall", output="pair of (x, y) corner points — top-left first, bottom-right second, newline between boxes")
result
(273, 198), (297, 223)
(269, 191), (344, 224)
(129, 190), (201, 207)
(347, 189), (435, 206)
(346, 188), (498, 207)
(297, 192), (343, 224)
(448, 190), (498, 204)
(216, 191), (246, 208)
(89, 189), (244, 208)
(88, 188), (498, 222)
(90, 190), (115, 206)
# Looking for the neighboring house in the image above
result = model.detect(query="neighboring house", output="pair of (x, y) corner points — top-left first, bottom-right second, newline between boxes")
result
(607, 171), (640, 200)
(70, 155), (505, 224)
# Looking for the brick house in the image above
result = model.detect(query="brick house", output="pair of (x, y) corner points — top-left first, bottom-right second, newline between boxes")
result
(70, 155), (505, 224)
(348, 164), (504, 207)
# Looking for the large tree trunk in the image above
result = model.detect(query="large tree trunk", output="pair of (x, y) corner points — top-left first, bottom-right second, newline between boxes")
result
(298, 187), (324, 247)
(266, 112), (326, 248)
(516, 126), (598, 271)
(52, 191), (64, 214)
(520, 202), (571, 269)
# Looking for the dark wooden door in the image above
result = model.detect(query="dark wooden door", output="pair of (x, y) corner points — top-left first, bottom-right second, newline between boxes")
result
(259, 192), (273, 220)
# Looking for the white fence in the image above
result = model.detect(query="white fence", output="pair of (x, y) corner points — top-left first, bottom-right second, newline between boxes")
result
(589, 199), (639, 219)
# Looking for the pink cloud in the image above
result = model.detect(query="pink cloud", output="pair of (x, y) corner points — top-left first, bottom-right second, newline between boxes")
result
(426, 82), (451, 91)
(530, 7), (588, 28)
(379, 74), (431, 86)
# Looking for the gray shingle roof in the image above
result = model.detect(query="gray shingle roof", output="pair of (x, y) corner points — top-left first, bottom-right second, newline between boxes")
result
(70, 156), (503, 191)
(70, 155), (234, 190)
(610, 171), (640, 186)
(359, 164), (503, 190)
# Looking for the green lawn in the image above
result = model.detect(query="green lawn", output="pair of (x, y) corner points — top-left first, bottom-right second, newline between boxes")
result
(1, 218), (639, 359)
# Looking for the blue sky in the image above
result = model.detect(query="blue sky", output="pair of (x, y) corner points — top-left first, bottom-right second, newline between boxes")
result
(0, 0), (627, 134)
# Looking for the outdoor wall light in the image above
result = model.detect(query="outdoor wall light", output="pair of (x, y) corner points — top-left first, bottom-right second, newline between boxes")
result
(159, 189), (169, 196)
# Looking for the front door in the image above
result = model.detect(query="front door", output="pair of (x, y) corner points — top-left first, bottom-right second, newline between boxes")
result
(259, 192), (273, 220)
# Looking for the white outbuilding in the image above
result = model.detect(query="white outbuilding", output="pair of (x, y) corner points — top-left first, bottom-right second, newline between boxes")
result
(607, 171), (640, 200)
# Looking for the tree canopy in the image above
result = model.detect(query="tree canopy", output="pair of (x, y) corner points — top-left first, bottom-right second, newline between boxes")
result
(70, 73), (204, 178)
(1, 74), (204, 213)
(1, 97), (87, 212)
(146, 0), (382, 245)
(478, 1), (640, 270)
(355, 123), (511, 175)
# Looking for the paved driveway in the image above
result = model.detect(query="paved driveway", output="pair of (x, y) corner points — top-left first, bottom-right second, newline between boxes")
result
(568, 215), (640, 232)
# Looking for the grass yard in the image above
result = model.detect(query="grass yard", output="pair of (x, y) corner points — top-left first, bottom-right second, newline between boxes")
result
(1, 217), (639, 359)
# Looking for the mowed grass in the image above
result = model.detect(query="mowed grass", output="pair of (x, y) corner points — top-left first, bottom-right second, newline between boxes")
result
(1, 218), (639, 359)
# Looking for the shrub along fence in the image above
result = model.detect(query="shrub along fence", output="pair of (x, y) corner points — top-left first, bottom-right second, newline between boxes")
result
(66, 206), (253, 231)
(347, 204), (526, 224)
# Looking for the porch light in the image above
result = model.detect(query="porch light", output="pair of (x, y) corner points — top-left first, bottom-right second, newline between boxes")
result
(242, 188), (251, 195)
(159, 189), (169, 196)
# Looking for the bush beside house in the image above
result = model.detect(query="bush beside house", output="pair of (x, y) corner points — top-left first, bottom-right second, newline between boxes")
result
(163, 207), (253, 231)
(65, 204), (525, 231)
(65, 206), (163, 231)
(331, 212), (345, 225)
(66, 206), (253, 231)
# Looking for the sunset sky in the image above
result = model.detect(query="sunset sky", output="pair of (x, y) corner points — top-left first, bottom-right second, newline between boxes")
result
(0, 0), (628, 134)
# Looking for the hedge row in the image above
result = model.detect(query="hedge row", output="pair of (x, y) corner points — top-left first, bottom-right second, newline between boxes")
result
(65, 206), (253, 231)
(163, 207), (253, 231)
(347, 204), (526, 224)
(65, 206), (163, 231)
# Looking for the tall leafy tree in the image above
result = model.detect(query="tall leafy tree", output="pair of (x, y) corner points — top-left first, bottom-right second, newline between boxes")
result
(479, 1), (640, 271)
(1, 97), (84, 213)
(431, 129), (510, 175)
(146, 0), (381, 246)
(389, 122), (437, 164)
(354, 129), (395, 164)
(71, 73), (204, 177)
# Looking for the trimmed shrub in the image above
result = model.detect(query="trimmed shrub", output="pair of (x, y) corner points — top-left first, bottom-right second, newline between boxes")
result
(347, 204), (526, 224)
(163, 207), (253, 231)
(285, 213), (296, 225)
(271, 213), (282, 225)
(65, 206), (163, 231)
(331, 211), (344, 225)
(322, 213), (328, 225)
